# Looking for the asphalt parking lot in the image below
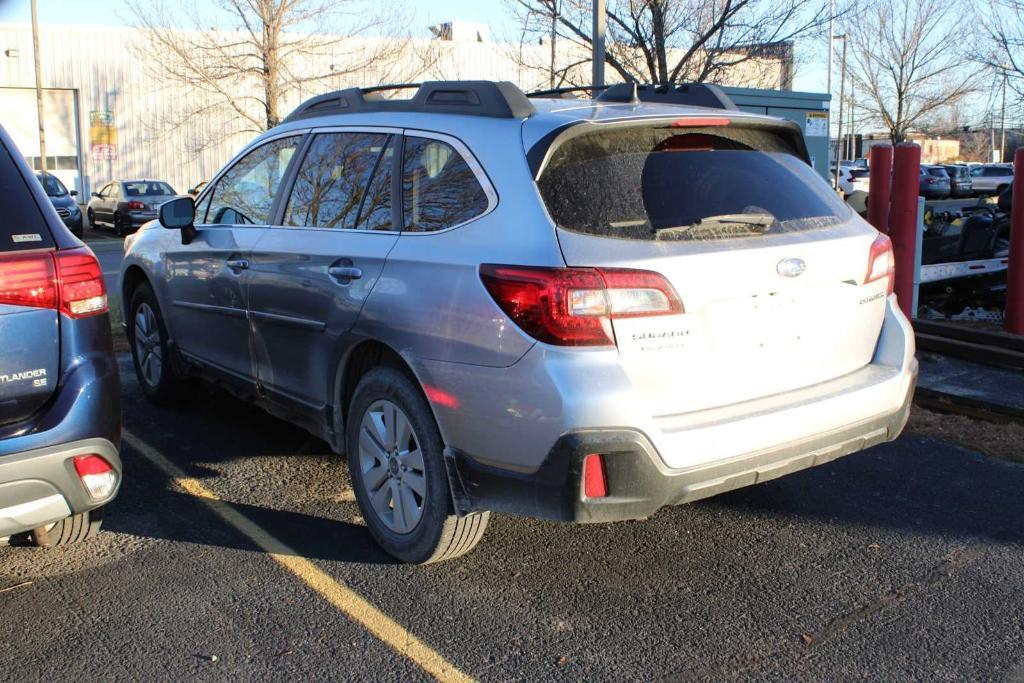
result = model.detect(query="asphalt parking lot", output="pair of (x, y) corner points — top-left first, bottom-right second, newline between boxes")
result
(2, 353), (1024, 681)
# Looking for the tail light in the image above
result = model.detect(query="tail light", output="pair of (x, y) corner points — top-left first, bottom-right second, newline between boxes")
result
(128, 200), (146, 210)
(864, 233), (895, 296)
(73, 454), (118, 501)
(0, 247), (107, 318)
(479, 264), (683, 347)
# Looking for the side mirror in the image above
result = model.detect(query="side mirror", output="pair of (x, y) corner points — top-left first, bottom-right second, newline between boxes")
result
(70, 190), (78, 197)
(159, 196), (195, 229)
(91, 192), (101, 198)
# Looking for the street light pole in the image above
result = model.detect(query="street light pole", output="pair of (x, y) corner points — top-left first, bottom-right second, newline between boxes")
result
(592, 0), (605, 89)
(31, 0), (47, 173)
(833, 34), (847, 190)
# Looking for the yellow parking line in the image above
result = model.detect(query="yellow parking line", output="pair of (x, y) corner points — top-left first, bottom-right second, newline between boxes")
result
(123, 430), (474, 683)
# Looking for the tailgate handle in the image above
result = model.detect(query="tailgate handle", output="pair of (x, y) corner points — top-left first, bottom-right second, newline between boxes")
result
(328, 265), (363, 281)
(226, 258), (249, 271)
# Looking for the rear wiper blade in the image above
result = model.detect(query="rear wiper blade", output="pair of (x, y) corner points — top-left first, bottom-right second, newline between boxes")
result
(654, 213), (775, 239)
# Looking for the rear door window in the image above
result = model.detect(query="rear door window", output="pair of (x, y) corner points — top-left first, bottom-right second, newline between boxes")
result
(0, 142), (53, 252)
(536, 124), (848, 241)
(206, 136), (302, 225)
(401, 136), (489, 232)
(283, 132), (390, 229)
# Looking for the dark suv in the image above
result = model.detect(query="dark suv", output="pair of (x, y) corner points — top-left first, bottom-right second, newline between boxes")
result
(0, 125), (121, 547)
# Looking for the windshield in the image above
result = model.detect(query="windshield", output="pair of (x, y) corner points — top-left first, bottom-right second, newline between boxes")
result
(124, 181), (176, 196)
(35, 173), (68, 196)
(537, 125), (848, 241)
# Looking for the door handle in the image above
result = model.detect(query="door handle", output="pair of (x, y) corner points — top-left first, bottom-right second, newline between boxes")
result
(328, 265), (363, 281)
(226, 258), (249, 271)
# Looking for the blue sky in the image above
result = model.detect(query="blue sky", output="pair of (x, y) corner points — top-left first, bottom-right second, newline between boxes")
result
(0, 0), (508, 30)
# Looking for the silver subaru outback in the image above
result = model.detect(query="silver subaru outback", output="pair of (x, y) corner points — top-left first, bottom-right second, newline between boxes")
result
(120, 81), (917, 563)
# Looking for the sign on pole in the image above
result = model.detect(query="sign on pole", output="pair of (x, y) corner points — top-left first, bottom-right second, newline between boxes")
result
(89, 110), (116, 161)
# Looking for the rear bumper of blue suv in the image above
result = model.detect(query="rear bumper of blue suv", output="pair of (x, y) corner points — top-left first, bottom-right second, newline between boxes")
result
(0, 316), (121, 539)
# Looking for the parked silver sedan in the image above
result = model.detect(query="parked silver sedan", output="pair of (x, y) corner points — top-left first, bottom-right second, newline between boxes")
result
(87, 179), (177, 236)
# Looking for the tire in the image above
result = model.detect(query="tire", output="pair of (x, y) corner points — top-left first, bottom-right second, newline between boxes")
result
(31, 508), (103, 547)
(346, 366), (489, 564)
(113, 212), (125, 237)
(87, 208), (96, 230)
(129, 282), (185, 404)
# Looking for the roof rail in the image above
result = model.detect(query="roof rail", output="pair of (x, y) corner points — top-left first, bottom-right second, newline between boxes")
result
(597, 83), (737, 110)
(526, 85), (610, 99)
(282, 81), (536, 123)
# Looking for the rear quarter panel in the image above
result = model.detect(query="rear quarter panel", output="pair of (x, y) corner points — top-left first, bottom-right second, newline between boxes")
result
(354, 123), (564, 368)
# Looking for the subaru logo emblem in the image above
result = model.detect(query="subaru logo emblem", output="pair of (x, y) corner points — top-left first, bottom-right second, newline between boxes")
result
(777, 258), (806, 278)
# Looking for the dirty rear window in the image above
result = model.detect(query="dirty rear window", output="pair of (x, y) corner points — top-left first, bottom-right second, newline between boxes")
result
(1, 143), (53, 252)
(536, 125), (848, 241)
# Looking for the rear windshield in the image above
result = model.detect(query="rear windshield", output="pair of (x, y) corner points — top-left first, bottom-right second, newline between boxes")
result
(536, 124), (848, 241)
(1, 143), (54, 252)
(124, 181), (176, 197)
(927, 167), (949, 177)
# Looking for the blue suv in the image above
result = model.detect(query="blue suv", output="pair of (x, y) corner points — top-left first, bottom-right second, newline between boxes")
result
(0, 125), (121, 547)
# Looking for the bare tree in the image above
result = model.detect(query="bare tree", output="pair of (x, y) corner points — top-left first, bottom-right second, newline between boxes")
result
(846, 0), (981, 144)
(502, 0), (832, 89)
(126, 0), (423, 149)
(977, 0), (1024, 120)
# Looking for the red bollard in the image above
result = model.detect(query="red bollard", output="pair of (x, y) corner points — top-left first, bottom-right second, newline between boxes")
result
(889, 143), (921, 319)
(1007, 148), (1024, 334)
(867, 145), (893, 234)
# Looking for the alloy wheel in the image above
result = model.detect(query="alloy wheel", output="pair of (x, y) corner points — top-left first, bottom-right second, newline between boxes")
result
(133, 302), (163, 387)
(357, 399), (426, 534)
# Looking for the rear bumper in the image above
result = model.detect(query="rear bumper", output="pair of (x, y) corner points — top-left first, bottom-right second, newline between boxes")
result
(127, 212), (158, 227)
(449, 369), (916, 523)
(438, 295), (917, 523)
(0, 437), (121, 537)
(0, 314), (121, 537)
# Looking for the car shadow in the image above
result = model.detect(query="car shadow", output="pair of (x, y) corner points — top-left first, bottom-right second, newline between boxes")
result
(106, 442), (397, 566)
(703, 434), (1024, 547)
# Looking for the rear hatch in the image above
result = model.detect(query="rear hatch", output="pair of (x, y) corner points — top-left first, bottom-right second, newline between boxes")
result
(0, 145), (60, 426)
(535, 118), (889, 416)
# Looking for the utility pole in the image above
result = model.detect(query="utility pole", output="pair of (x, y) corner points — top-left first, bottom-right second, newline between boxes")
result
(31, 0), (47, 173)
(549, 0), (557, 89)
(1000, 66), (1008, 163)
(833, 34), (847, 190)
(592, 0), (605, 89)
(827, 0), (835, 94)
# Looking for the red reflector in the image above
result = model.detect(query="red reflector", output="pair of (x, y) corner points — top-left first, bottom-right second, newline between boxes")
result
(0, 250), (57, 309)
(670, 117), (730, 127)
(423, 384), (460, 410)
(583, 454), (608, 498)
(73, 454), (113, 476)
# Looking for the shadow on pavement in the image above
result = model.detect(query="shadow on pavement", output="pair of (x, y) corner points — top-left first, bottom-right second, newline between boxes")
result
(107, 441), (396, 566)
(707, 435), (1024, 547)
